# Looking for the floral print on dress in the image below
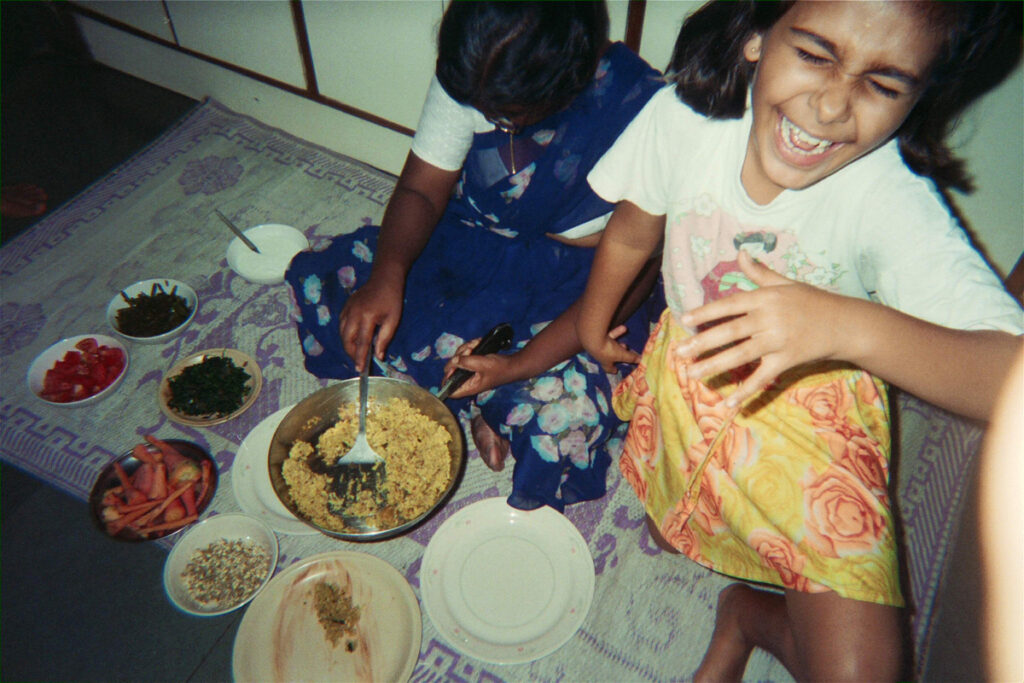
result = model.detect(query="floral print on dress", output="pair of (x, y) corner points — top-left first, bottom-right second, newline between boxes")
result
(302, 275), (322, 305)
(178, 156), (243, 195)
(316, 305), (331, 326)
(352, 240), (372, 263)
(337, 266), (356, 289)
(302, 333), (324, 356)
(434, 332), (462, 359)
(506, 403), (535, 426)
(501, 164), (535, 203)
(614, 309), (901, 605)
(532, 434), (560, 463)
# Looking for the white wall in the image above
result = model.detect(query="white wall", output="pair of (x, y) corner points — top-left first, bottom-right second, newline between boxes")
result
(74, 0), (1023, 277)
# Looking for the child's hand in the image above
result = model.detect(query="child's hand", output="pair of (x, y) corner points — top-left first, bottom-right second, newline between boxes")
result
(680, 250), (845, 408)
(442, 337), (519, 398)
(586, 324), (641, 373)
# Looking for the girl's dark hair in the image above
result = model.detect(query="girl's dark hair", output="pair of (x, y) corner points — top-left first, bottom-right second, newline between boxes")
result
(668, 1), (1023, 193)
(436, 1), (610, 121)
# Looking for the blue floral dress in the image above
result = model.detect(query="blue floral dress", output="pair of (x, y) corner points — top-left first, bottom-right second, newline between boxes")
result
(286, 43), (663, 511)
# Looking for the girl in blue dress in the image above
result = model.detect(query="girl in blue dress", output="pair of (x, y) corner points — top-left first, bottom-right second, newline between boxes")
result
(286, 1), (664, 511)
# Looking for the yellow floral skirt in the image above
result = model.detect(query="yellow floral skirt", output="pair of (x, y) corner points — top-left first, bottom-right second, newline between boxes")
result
(614, 309), (903, 606)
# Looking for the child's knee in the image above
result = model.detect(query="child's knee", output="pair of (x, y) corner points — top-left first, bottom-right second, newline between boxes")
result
(646, 514), (681, 554)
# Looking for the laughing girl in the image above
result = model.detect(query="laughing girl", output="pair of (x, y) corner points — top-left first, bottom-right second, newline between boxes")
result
(577, 1), (1023, 679)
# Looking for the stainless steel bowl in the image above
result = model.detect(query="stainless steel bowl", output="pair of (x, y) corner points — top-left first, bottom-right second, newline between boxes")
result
(268, 378), (465, 541)
(89, 439), (217, 542)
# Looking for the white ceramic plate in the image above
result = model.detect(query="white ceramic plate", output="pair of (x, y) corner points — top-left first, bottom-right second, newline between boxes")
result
(420, 497), (594, 664)
(163, 513), (278, 616)
(225, 223), (308, 285)
(158, 348), (262, 427)
(232, 551), (421, 683)
(106, 278), (198, 344)
(26, 334), (129, 407)
(231, 404), (319, 536)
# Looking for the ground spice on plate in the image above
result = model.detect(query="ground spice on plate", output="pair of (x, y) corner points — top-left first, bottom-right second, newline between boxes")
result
(313, 580), (361, 649)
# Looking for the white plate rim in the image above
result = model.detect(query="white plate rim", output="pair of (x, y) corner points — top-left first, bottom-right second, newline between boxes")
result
(232, 550), (422, 683)
(420, 497), (595, 665)
(231, 404), (319, 535)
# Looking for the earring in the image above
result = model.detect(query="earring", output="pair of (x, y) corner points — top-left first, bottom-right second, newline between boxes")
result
(744, 36), (762, 62)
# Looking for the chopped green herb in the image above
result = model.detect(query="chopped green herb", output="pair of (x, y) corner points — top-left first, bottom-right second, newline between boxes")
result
(116, 283), (192, 337)
(167, 355), (251, 417)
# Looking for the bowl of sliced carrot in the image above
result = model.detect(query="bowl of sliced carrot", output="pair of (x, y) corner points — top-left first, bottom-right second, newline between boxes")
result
(89, 436), (218, 542)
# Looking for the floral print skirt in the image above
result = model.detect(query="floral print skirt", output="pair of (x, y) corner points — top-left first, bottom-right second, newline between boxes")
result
(614, 309), (902, 606)
(285, 220), (663, 512)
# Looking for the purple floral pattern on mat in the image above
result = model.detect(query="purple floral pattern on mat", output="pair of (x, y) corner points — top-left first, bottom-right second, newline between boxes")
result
(0, 98), (977, 682)
(177, 155), (243, 195)
(0, 302), (45, 355)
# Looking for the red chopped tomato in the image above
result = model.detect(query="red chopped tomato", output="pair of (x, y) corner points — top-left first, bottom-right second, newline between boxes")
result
(40, 338), (125, 403)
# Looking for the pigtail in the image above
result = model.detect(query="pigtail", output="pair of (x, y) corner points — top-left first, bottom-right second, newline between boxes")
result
(666, 1), (791, 119)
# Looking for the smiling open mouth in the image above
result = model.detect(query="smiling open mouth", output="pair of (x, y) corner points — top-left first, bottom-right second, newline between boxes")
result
(780, 115), (838, 157)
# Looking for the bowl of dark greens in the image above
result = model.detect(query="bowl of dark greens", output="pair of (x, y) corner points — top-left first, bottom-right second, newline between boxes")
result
(158, 348), (262, 427)
(107, 278), (198, 344)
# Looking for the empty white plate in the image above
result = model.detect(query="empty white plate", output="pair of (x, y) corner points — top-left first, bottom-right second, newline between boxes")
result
(420, 497), (594, 664)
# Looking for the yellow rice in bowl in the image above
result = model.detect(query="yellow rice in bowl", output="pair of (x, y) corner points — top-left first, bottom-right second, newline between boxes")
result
(282, 397), (452, 532)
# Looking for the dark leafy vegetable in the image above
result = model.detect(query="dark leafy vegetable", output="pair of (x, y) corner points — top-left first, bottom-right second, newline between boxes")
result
(167, 356), (251, 417)
(116, 283), (191, 337)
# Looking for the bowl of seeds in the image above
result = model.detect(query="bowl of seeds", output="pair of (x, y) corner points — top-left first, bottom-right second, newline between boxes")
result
(163, 512), (278, 616)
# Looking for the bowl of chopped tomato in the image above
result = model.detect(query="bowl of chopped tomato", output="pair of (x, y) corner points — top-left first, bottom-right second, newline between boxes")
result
(27, 334), (129, 406)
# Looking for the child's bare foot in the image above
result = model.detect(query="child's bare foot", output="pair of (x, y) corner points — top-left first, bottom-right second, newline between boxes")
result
(472, 415), (509, 471)
(694, 584), (756, 683)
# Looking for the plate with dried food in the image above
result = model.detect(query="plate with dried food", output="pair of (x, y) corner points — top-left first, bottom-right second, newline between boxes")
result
(159, 348), (262, 427)
(232, 551), (421, 683)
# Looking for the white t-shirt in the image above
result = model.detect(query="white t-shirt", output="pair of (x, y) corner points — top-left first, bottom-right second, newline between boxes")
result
(589, 86), (1023, 334)
(410, 76), (611, 239)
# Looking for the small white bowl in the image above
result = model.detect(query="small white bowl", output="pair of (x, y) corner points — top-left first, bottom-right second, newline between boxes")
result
(226, 223), (308, 285)
(164, 513), (279, 617)
(26, 334), (129, 407)
(107, 278), (198, 344)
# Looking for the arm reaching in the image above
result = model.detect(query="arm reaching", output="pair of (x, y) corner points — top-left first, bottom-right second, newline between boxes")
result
(679, 250), (1021, 421)
(577, 201), (665, 372)
(442, 202), (664, 399)
(338, 152), (460, 370)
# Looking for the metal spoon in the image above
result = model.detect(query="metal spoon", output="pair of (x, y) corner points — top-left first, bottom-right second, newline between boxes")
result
(314, 345), (387, 511)
(215, 209), (261, 254)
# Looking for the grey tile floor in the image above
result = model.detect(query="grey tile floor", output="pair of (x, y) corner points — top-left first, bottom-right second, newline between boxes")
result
(0, 4), (986, 680)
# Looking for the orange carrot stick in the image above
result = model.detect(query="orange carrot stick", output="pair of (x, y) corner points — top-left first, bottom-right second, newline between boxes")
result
(149, 462), (168, 500)
(163, 498), (187, 523)
(134, 483), (192, 527)
(132, 443), (158, 465)
(181, 485), (197, 517)
(107, 506), (154, 535)
(115, 499), (161, 514)
(144, 435), (188, 468)
(139, 514), (198, 535)
(113, 461), (146, 505)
